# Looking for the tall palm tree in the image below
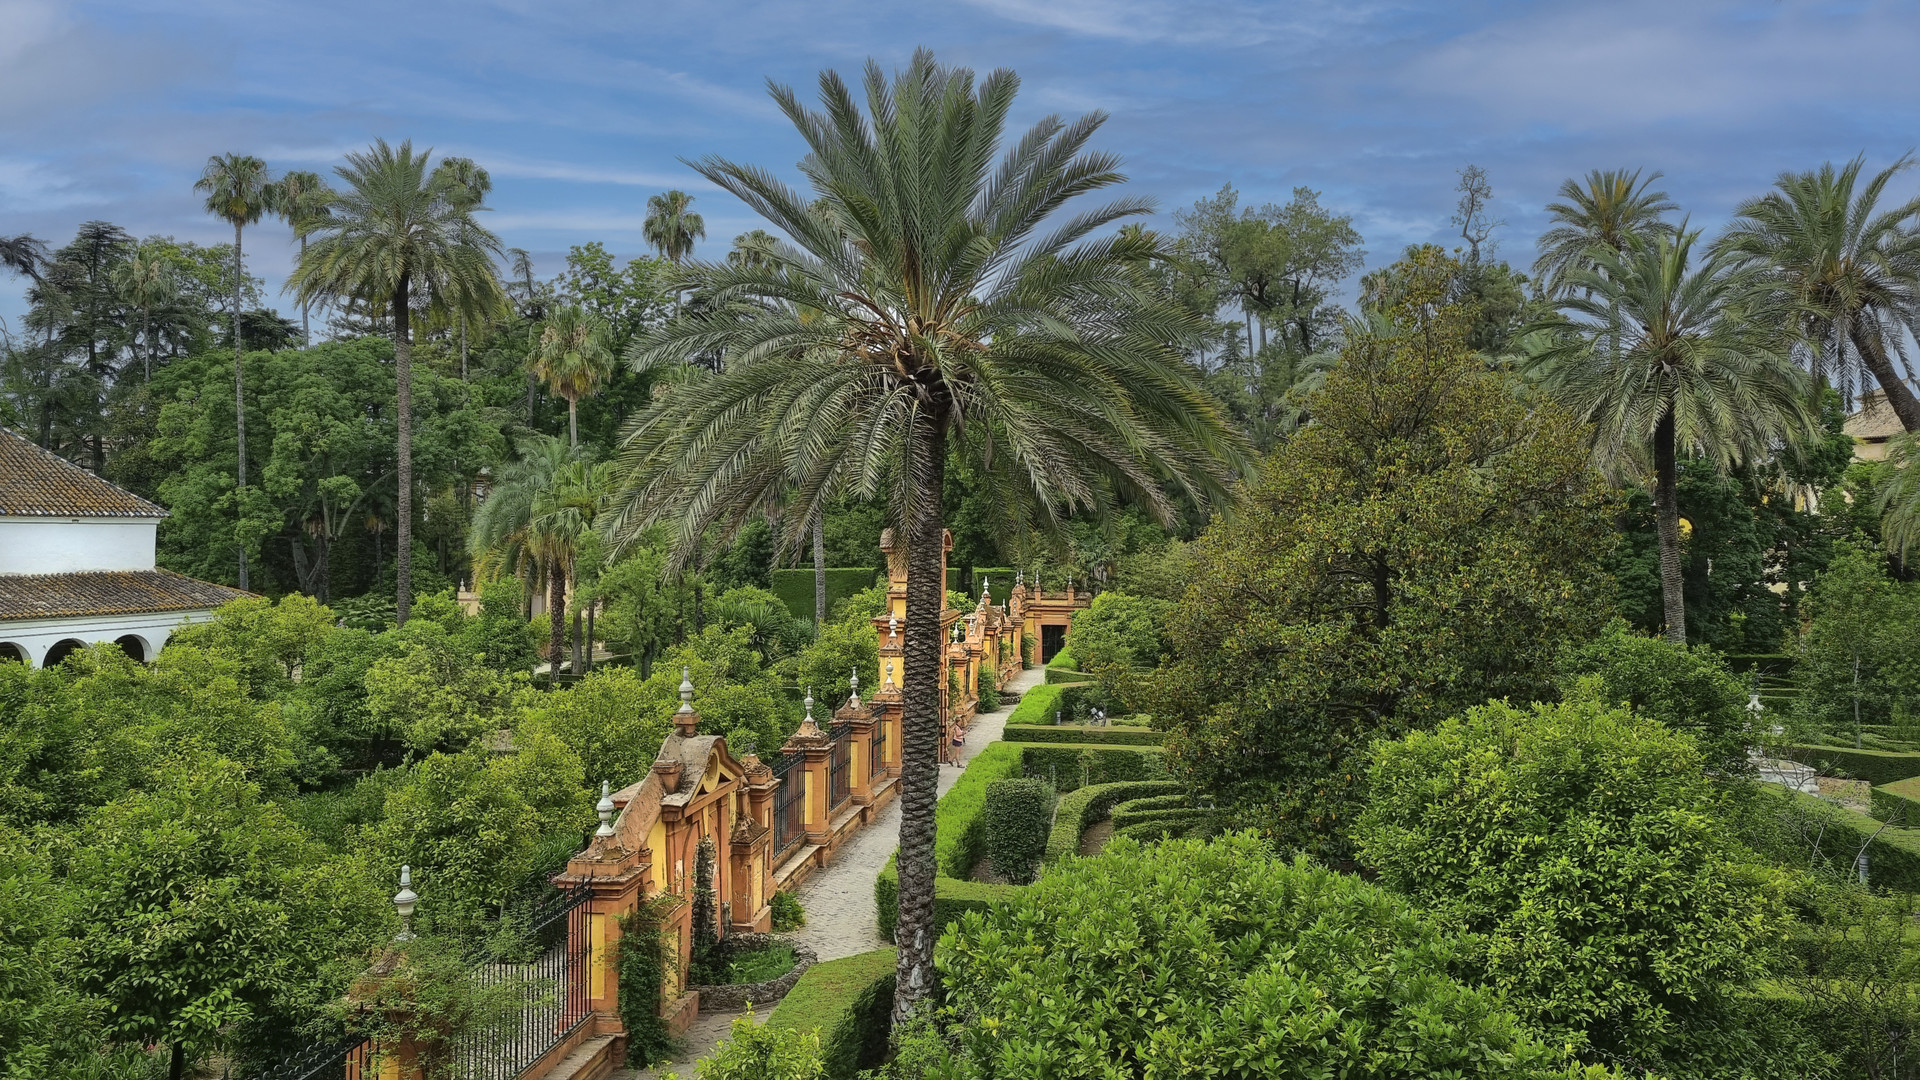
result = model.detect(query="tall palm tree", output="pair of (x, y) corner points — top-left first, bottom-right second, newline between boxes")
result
(528, 305), (614, 446)
(195, 153), (273, 590)
(1717, 155), (1920, 431)
(290, 139), (506, 626)
(265, 169), (334, 346)
(469, 437), (607, 668)
(601, 51), (1245, 1017)
(113, 248), (176, 382)
(0, 234), (48, 344)
(434, 157), (495, 377)
(1527, 230), (1816, 643)
(1533, 168), (1677, 297)
(643, 190), (705, 264)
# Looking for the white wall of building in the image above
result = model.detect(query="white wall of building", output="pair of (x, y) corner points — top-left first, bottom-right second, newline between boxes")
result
(0, 518), (158, 574)
(0, 608), (214, 668)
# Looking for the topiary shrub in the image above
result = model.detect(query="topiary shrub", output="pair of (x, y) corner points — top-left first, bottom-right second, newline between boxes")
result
(927, 833), (1612, 1077)
(983, 778), (1053, 884)
(766, 948), (896, 1078)
(1015, 743), (1166, 793)
(1043, 780), (1182, 864)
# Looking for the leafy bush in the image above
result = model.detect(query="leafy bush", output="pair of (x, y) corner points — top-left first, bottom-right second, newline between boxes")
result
(1358, 694), (1801, 1073)
(1043, 780), (1181, 864)
(670, 1008), (824, 1079)
(1004, 683), (1065, 726)
(765, 947), (895, 1078)
(1556, 619), (1754, 774)
(982, 778), (1053, 884)
(770, 889), (805, 932)
(1015, 743), (1166, 792)
(515, 666), (675, 792)
(1108, 793), (1191, 826)
(723, 943), (797, 984)
(975, 683), (999, 713)
(930, 833), (1611, 1078)
(1760, 787), (1920, 894)
(1066, 591), (1174, 672)
(1795, 541), (1920, 748)
(1001, 724), (1162, 745)
(924, 741), (1025, 879)
(873, 867), (1022, 943)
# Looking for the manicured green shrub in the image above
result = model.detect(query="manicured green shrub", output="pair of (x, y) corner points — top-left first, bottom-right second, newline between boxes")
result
(1000, 724), (1163, 745)
(1044, 667), (1092, 684)
(873, 865), (1024, 942)
(1043, 780), (1181, 864)
(930, 833), (1611, 1078)
(1556, 619), (1755, 774)
(697, 1008), (826, 1077)
(1112, 814), (1208, 842)
(983, 778), (1053, 884)
(928, 741), (1026, 878)
(1359, 694), (1803, 1072)
(1790, 745), (1920, 785)
(1015, 743), (1167, 793)
(769, 568), (880, 623)
(1046, 646), (1077, 670)
(1872, 781), (1920, 825)
(765, 947), (895, 1079)
(1767, 787), (1920, 893)
(1108, 793), (1191, 827)
(1005, 683), (1065, 726)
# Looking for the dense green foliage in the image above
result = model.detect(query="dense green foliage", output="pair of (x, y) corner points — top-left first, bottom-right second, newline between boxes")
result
(765, 948), (896, 1079)
(1556, 619), (1755, 774)
(929, 833), (1613, 1079)
(1155, 256), (1616, 858)
(1795, 541), (1920, 750)
(981, 778), (1053, 884)
(1357, 695), (1808, 1075)
(615, 901), (674, 1067)
(998, 724), (1163, 745)
(1065, 591), (1173, 672)
(1042, 780), (1182, 864)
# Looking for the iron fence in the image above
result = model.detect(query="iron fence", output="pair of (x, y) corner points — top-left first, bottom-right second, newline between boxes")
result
(248, 1036), (372, 1080)
(772, 750), (805, 856)
(828, 724), (852, 809)
(448, 882), (594, 1080)
(870, 712), (887, 783)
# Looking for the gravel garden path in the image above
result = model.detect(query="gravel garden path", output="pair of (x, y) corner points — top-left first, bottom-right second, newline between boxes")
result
(617, 666), (1045, 1076)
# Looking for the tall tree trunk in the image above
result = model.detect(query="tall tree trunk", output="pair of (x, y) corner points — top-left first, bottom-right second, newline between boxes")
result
(1853, 324), (1920, 433)
(393, 279), (413, 626)
(549, 564), (567, 669)
(894, 403), (948, 1023)
(571, 569), (584, 674)
(234, 221), (249, 590)
(585, 602), (595, 675)
(813, 512), (826, 626)
(299, 235), (310, 346)
(169, 1042), (184, 1080)
(460, 316), (468, 380)
(1653, 407), (1687, 644)
(568, 396), (579, 447)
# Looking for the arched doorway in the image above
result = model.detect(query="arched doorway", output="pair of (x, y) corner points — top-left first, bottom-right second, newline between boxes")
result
(113, 635), (149, 662)
(0, 642), (26, 667)
(42, 638), (87, 668)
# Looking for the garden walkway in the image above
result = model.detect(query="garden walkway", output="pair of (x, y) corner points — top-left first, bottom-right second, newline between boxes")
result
(616, 667), (1043, 1077)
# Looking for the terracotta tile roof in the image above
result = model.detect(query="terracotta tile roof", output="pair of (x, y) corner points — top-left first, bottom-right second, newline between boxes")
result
(0, 570), (250, 621)
(1846, 389), (1910, 442)
(0, 427), (165, 518)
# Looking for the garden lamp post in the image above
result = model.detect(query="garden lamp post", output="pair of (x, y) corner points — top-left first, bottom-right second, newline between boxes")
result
(393, 865), (418, 942)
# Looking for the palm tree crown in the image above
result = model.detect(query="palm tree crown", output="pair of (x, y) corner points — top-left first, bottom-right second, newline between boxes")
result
(1716, 155), (1920, 431)
(265, 169), (335, 346)
(603, 50), (1245, 1018)
(1528, 229), (1816, 642)
(529, 305), (615, 446)
(289, 138), (506, 625)
(643, 190), (705, 263)
(1534, 168), (1677, 297)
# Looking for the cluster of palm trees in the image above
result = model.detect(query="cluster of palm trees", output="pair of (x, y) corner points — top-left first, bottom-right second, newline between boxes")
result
(1527, 159), (1920, 643)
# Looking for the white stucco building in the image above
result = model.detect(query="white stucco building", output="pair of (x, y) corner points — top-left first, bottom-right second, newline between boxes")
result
(1, 426), (248, 667)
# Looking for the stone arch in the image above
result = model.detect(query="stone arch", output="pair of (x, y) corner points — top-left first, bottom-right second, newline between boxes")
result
(113, 634), (150, 662)
(43, 638), (88, 668)
(0, 642), (26, 667)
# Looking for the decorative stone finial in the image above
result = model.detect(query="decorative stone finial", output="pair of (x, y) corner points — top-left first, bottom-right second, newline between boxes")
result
(805, 686), (815, 722)
(393, 865), (418, 942)
(887, 614), (899, 645)
(884, 660), (896, 691)
(1016, 569), (1024, 587)
(982, 578), (991, 601)
(677, 667), (695, 713)
(594, 780), (616, 837)
(789, 685), (827, 744)
(848, 667), (861, 709)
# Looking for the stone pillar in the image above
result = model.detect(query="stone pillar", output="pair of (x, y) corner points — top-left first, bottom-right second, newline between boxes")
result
(552, 789), (654, 1043)
(781, 690), (832, 845)
(726, 784), (772, 933)
(835, 674), (877, 805)
(872, 658), (903, 780)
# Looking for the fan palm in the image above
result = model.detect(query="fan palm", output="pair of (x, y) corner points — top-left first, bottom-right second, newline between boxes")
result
(195, 153), (273, 589)
(433, 157), (495, 377)
(265, 169), (334, 346)
(290, 139), (507, 625)
(1717, 155), (1920, 431)
(602, 50), (1246, 1016)
(113, 249), (177, 382)
(529, 305), (614, 447)
(1533, 168), (1677, 297)
(643, 189), (705, 264)
(1527, 229), (1816, 643)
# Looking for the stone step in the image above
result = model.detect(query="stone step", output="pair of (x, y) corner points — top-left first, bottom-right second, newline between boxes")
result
(541, 1035), (617, 1080)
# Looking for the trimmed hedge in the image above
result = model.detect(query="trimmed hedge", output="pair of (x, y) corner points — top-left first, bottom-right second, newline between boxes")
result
(1043, 780), (1182, 864)
(1005, 683), (1067, 727)
(1768, 787), (1920, 893)
(930, 740), (1027, 879)
(1114, 816), (1207, 842)
(983, 778), (1053, 884)
(946, 567), (1017, 597)
(1111, 805), (1209, 831)
(1872, 775), (1920, 824)
(1790, 744), (1920, 785)
(873, 863), (1025, 942)
(1046, 667), (1094, 684)
(1018, 743), (1168, 793)
(769, 568), (880, 622)
(1047, 646), (1077, 669)
(1003, 724), (1164, 746)
(1109, 793), (1189, 820)
(766, 946), (896, 1078)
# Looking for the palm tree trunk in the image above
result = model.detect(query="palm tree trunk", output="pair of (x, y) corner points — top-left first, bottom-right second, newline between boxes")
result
(549, 565), (567, 669)
(393, 279), (414, 626)
(234, 221), (249, 591)
(460, 316), (468, 380)
(1653, 407), (1686, 644)
(813, 512), (826, 626)
(894, 404), (948, 1023)
(299, 234), (310, 346)
(143, 308), (152, 383)
(1852, 325), (1920, 433)
(568, 397), (579, 448)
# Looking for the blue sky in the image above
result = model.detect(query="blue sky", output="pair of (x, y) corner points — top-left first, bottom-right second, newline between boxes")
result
(4, 0), (1919, 328)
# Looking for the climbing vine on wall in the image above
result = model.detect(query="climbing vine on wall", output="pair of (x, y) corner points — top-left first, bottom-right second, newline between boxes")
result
(689, 836), (722, 983)
(615, 897), (678, 1067)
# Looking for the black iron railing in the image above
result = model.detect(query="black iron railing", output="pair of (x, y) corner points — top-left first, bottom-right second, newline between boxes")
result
(828, 724), (852, 810)
(248, 1036), (371, 1080)
(772, 750), (805, 856)
(870, 713), (887, 783)
(449, 882), (594, 1080)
